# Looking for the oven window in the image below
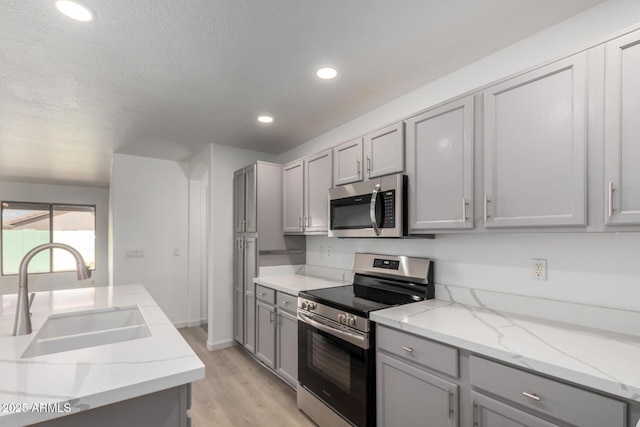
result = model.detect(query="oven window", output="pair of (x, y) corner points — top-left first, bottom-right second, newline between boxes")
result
(311, 333), (351, 392)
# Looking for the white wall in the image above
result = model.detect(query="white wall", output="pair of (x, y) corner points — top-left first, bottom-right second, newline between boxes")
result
(111, 154), (190, 325)
(207, 144), (277, 350)
(278, 0), (640, 314)
(0, 181), (109, 295)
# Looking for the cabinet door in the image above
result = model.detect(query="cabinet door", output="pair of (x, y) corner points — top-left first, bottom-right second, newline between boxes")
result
(276, 309), (298, 387)
(405, 96), (474, 231)
(333, 137), (363, 185)
(364, 122), (404, 179)
(304, 150), (332, 233)
(256, 301), (276, 369)
(243, 237), (256, 353)
(377, 352), (458, 427)
(483, 53), (587, 228)
(472, 392), (558, 427)
(282, 160), (304, 233)
(244, 164), (257, 233)
(604, 30), (640, 225)
(233, 169), (246, 233)
(233, 237), (244, 344)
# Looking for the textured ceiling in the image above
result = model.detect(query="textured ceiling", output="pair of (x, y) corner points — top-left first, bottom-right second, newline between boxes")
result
(0, 0), (605, 187)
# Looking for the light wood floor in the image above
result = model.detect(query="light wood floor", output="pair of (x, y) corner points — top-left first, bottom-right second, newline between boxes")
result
(179, 327), (317, 427)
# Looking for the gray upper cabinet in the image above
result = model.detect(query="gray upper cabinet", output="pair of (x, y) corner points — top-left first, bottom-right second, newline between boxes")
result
(282, 160), (304, 233)
(604, 29), (640, 225)
(364, 122), (405, 179)
(283, 151), (332, 235)
(483, 53), (587, 228)
(333, 137), (363, 185)
(405, 96), (474, 231)
(304, 150), (332, 233)
(234, 165), (257, 233)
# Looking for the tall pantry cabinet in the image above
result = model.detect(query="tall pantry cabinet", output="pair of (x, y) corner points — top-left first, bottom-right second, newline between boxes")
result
(233, 162), (305, 354)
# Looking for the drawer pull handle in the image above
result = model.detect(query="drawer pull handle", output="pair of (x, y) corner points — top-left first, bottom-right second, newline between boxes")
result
(282, 301), (289, 305)
(522, 391), (541, 401)
(401, 346), (413, 353)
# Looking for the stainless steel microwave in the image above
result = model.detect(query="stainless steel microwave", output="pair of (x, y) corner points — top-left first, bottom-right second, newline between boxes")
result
(328, 173), (407, 238)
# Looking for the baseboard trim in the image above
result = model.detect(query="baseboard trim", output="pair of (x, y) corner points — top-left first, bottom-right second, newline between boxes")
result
(207, 339), (236, 351)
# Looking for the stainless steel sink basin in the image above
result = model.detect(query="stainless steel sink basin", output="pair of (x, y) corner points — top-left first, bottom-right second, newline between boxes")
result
(21, 305), (151, 358)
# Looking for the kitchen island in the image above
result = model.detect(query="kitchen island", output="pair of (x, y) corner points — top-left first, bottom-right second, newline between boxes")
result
(0, 284), (204, 427)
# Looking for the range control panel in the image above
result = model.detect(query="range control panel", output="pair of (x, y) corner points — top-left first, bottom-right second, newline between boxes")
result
(373, 258), (400, 270)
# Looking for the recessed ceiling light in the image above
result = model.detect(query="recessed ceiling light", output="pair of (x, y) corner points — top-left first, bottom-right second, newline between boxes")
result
(316, 67), (338, 80)
(55, 0), (95, 22)
(258, 116), (274, 124)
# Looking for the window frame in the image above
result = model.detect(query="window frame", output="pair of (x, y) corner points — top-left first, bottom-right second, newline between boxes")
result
(1, 201), (97, 276)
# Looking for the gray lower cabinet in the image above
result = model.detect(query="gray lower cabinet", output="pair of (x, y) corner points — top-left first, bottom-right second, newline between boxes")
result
(377, 352), (458, 427)
(604, 28), (640, 226)
(275, 308), (298, 387)
(470, 355), (626, 427)
(471, 391), (558, 427)
(254, 285), (298, 388)
(483, 52), (587, 228)
(256, 300), (276, 369)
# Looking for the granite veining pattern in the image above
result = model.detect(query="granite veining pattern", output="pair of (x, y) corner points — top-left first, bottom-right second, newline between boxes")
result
(371, 297), (640, 402)
(0, 285), (205, 426)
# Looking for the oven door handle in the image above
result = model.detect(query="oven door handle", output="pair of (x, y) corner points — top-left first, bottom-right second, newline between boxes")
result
(298, 312), (368, 349)
(369, 184), (381, 236)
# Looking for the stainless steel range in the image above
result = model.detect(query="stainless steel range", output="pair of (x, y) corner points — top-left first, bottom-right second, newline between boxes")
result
(297, 253), (434, 427)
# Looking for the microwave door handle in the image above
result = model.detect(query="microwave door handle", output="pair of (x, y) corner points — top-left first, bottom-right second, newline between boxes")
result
(370, 184), (381, 236)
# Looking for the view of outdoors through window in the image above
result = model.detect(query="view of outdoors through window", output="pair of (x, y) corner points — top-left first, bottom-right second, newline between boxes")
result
(1, 202), (96, 275)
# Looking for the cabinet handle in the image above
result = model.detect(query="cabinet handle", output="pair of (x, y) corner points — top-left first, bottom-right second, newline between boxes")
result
(472, 399), (477, 427)
(483, 196), (490, 223)
(259, 292), (266, 296)
(298, 216), (302, 229)
(244, 219), (249, 230)
(448, 390), (453, 419)
(269, 310), (274, 324)
(282, 301), (289, 305)
(608, 181), (614, 217)
(522, 391), (541, 401)
(366, 156), (371, 172)
(401, 346), (413, 353)
(462, 198), (468, 223)
(356, 159), (361, 175)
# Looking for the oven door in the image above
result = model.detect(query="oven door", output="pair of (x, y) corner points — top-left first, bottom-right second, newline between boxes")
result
(298, 313), (373, 427)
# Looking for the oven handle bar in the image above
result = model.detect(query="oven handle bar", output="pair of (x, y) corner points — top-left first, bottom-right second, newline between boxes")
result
(298, 312), (369, 350)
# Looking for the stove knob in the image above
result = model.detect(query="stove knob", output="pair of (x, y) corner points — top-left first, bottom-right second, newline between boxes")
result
(347, 316), (356, 327)
(338, 314), (345, 324)
(308, 302), (317, 311)
(301, 301), (308, 310)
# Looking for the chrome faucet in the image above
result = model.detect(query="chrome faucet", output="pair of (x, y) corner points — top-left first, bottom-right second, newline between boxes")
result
(13, 243), (92, 336)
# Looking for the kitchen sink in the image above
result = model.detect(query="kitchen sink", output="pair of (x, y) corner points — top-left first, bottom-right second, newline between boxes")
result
(21, 305), (151, 358)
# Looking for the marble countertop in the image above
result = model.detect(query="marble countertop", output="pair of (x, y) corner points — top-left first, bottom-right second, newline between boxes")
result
(254, 274), (346, 295)
(371, 299), (640, 402)
(0, 285), (205, 426)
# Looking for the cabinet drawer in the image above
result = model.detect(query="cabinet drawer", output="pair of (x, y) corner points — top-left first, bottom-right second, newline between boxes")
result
(470, 356), (626, 427)
(377, 325), (458, 378)
(255, 285), (275, 304)
(276, 292), (297, 314)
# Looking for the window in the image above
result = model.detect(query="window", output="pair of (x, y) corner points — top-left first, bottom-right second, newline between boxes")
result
(1, 201), (96, 275)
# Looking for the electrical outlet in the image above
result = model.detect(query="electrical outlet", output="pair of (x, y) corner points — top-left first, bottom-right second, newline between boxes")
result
(532, 258), (547, 281)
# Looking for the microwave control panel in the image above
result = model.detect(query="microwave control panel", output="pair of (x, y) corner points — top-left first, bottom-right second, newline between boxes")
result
(382, 190), (395, 228)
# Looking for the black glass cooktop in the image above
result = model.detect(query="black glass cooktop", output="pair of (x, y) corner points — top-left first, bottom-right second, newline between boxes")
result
(299, 273), (433, 317)
(300, 285), (392, 316)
